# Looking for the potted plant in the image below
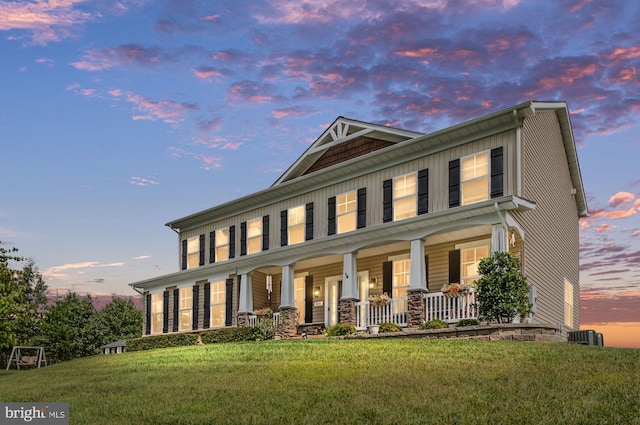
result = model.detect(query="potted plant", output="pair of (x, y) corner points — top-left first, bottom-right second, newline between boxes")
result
(254, 307), (273, 318)
(368, 324), (380, 334)
(368, 292), (391, 306)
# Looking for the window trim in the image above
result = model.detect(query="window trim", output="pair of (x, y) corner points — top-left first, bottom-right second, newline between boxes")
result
(209, 280), (226, 328)
(150, 292), (163, 334)
(460, 150), (490, 206)
(336, 190), (357, 234)
(246, 217), (263, 255)
(179, 287), (192, 332)
(215, 227), (230, 263)
(287, 205), (306, 245)
(392, 172), (417, 221)
(455, 239), (491, 284)
(186, 236), (200, 269)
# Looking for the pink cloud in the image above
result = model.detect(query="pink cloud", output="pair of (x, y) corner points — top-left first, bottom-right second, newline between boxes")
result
(191, 66), (229, 80)
(272, 106), (316, 119)
(595, 223), (614, 233)
(126, 93), (199, 124)
(609, 191), (635, 207)
(168, 147), (223, 170)
(632, 230), (640, 237)
(538, 63), (599, 90)
(227, 80), (281, 103)
(72, 44), (161, 71)
(608, 47), (640, 62)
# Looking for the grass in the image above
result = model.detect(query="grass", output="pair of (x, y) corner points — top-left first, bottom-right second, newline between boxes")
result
(1, 339), (639, 424)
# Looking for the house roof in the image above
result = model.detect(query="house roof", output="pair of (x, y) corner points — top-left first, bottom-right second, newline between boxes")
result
(164, 101), (587, 231)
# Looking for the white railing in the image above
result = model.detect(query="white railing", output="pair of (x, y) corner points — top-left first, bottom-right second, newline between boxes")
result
(249, 312), (281, 327)
(424, 290), (478, 323)
(355, 297), (408, 330)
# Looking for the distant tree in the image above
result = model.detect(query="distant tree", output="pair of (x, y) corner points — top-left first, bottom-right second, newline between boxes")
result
(36, 292), (100, 362)
(0, 243), (48, 368)
(94, 296), (142, 342)
(475, 251), (532, 323)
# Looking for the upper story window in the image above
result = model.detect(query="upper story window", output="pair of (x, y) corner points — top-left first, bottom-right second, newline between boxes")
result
(461, 151), (489, 205)
(186, 236), (199, 269)
(394, 173), (417, 221)
(216, 228), (229, 262)
(247, 218), (262, 254)
(151, 293), (163, 334)
(337, 191), (357, 233)
(288, 205), (306, 245)
(179, 287), (192, 331)
(564, 279), (574, 328)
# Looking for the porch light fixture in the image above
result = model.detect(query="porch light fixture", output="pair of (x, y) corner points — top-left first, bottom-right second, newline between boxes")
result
(369, 277), (377, 288)
(314, 286), (320, 296)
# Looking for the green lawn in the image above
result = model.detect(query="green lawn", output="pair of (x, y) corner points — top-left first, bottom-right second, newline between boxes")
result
(1, 339), (639, 424)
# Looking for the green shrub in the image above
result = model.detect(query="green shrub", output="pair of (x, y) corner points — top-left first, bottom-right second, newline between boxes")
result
(419, 319), (449, 330)
(378, 322), (403, 333)
(456, 319), (481, 327)
(251, 319), (276, 341)
(325, 323), (356, 336)
(127, 333), (199, 351)
(200, 327), (256, 344)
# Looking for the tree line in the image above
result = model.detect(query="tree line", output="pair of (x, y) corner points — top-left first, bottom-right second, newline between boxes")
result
(0, 243), (142, 367)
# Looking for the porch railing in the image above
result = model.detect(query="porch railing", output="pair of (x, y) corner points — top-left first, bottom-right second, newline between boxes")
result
(355, 297), (408, 330)
(248, 312), (281, 328)
(424, 290), (478, 323)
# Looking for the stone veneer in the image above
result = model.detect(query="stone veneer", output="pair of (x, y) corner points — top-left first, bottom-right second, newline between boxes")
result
(237, 313), (250, 327)
(279, 307), (299, 338)
(338, 299), (357, 326)
(407, 291), (426, 327)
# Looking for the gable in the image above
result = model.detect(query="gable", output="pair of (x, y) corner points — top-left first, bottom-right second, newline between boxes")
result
(273, 117), (422, 185)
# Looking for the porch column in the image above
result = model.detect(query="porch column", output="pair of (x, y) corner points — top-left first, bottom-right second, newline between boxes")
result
(237, 272), (253, 327)
(279, 265), (298, 338)
(407, 239), (427, 327)
(339, 252), (358, 326)
(491, 224), (509, 253)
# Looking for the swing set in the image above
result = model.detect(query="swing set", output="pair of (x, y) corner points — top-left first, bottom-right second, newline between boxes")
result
(5, 346), (47, 371)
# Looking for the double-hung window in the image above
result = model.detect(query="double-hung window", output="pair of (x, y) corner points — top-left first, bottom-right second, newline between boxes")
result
(186, 236), (199, 269)
(288, 205), (305, 245)
(564, 280), (574, 328)
(461, 151), (489, 205)
(247, 218), (262, 254)
(215, 228), (229, 262)
(294, 276), (306, 324)
(393, 173), (417, 221)
(151, 293), (163, 334)
(179, 287), (192, 331)
(210, 281), (226, 327)
(337, 191), (357, 234)
(457, 240), (490, 285)
(392, 258), (411, 299)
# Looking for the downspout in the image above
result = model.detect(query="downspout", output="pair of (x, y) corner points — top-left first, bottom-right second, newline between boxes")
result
(512, 109), (522, 197)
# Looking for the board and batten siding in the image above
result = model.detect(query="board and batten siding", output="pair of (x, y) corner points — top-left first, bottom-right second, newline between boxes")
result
(514, 111), (580, 328)
(178, 129), (517, 267)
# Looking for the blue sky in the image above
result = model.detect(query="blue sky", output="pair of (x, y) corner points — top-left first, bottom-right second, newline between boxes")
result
(1, 0), (639, 347)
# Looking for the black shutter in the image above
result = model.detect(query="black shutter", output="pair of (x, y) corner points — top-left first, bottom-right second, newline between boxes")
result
(449, 159), (461, 208)
(357, 188), (367, 229)
(225, 278), (234, 327)
(382, 261), (393, 296)
(203, 283), (211, 328)
(305, 275), (313, 324)
(425, 255), (429, 289)
(199, 234), (205, 266)
(327, 196), (336, 236)
(173, 288), (179, 332)
(418, 168), (429, 215)
(192, 285), (199, 330)
(209, 231), (215, 264)
(240, 221), (247, 256)
(145, 294), (151, 335)
(383, 179), (393, 222)
(280, 210), (288, 246)
(305, 202), (314, 241)
(162, 290), (169, 333)
(262, 215), (270, 251)
(449, 250), (461, 284)
(491, 147), (504, 198)
(229, 225), (236, 259)
(181, 239), (187, 270)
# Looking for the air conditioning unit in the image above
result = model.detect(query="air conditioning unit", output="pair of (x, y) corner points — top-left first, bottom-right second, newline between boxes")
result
(568, 330), (604, 346)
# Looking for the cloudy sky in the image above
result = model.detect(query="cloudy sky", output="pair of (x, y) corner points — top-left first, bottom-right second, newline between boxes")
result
(1, 0), (639, 347)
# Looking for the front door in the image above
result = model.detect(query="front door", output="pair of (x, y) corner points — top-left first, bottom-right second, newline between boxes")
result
(325, 277), (341, 327)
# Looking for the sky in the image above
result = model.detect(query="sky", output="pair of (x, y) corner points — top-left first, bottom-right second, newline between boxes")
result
(1, 0), (639, 348)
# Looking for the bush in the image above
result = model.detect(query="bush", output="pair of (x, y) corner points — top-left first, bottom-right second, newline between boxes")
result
(419, 319), (449, 330)
(201, 327), (256, 344)
(251, 319), (276, 341)
(325, 323), (356, 336)
(456, 319), (481, 327)
(378, 322), (402, 333)
(476, 252), (532, 323)
(127, 327), (259, 352)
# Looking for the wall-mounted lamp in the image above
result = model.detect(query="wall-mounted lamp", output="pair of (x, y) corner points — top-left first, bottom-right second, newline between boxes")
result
(314, 286), (321, 296)
(369, 277), (377, 288)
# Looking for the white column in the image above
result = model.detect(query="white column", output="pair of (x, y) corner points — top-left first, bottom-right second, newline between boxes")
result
(238, 272), (253, 314)
(340, 252), (359, 300)
(279, 265), (296, 309)
(491, 224), (508, 253)
(408, 239), (427, 292)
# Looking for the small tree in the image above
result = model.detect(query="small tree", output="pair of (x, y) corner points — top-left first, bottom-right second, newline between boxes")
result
(475, 252), (532, 323)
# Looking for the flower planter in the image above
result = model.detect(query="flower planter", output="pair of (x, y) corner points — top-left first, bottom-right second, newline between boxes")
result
(368, 325), (380, 335)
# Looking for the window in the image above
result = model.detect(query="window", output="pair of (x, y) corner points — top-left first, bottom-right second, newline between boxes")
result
(392, 258), (410, 299)
(337, 191), (357, 234)
(215, 228), (229, 262)
(247, 218), (262, 255)
(186, 236), (199, 269)
(151, 293), (163, 334)
(210, 281), (225, 327)
(288, 205), (305, 245)
(564, 280), (574, 328)
(294, 276), (306, 324)
(461, 151), (489, 205)
(459, 241), (490, 285)
(393, 173), (417, 221)
(179, 287), (192, 331)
